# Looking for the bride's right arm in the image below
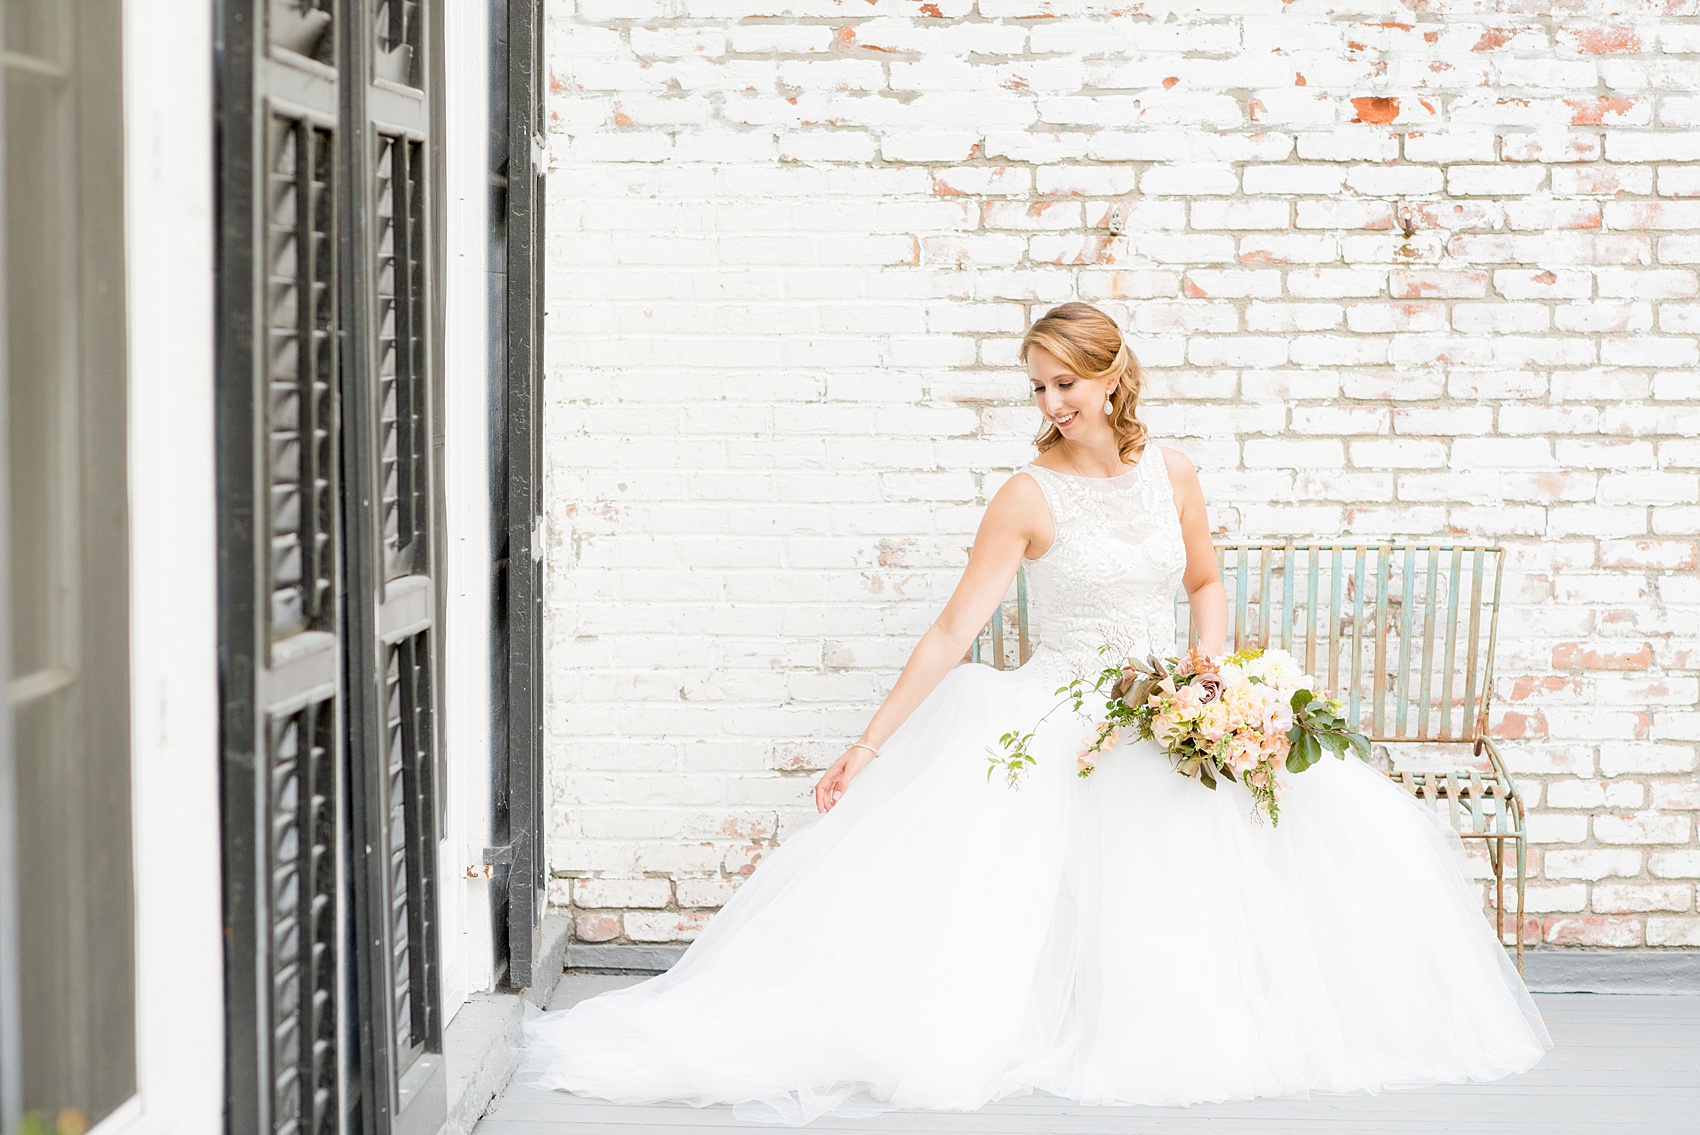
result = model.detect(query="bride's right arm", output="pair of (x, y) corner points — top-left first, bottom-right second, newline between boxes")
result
(813, 473), (1051, 812)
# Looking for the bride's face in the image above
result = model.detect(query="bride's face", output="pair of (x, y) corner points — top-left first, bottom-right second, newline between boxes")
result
(1027, 344), (1111, 440)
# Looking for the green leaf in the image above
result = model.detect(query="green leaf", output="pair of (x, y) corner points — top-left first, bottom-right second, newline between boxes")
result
(1285, 732), (1322, 773)
(1289, 688), (1315, 712)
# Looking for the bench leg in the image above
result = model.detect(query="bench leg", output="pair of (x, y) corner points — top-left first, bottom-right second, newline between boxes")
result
(1515, 834), (1527, 977)
(1488, 835), (1505, 957)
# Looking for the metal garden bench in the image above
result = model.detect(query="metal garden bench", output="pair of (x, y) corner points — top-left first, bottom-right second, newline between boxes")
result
(970, 542), (1527, 973)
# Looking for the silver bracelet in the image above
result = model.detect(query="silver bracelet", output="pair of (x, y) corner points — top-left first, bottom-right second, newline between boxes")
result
(848, 742), (880, 758)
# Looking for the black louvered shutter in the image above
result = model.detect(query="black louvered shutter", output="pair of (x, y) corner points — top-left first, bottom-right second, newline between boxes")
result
(217, 3), (445, 1133)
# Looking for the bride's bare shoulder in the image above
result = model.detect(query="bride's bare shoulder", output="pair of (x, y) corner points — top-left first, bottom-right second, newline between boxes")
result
(1157, 444), (1199, 483)
(993, 466), (1048, 506)
(984, 466), (1051, 530)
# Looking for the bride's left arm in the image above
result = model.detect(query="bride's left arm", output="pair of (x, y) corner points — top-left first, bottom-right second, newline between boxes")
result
(1163, 447), (1227, 659)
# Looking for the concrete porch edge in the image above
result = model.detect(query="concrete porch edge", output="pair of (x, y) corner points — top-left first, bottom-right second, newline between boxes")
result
(442, 914), (574, 1135)
(565, 943), (1700, 994)
(1522, 947), (1700, 994)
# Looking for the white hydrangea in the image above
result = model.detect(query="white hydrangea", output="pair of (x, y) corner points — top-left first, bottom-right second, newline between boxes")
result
(1240, 648), (1315, 695)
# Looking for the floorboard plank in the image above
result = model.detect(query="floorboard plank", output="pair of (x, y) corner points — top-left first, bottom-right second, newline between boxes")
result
(477, 992), (1700, 1134)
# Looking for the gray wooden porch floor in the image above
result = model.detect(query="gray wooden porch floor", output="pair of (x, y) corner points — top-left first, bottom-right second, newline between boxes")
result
(475, 974), (1699, 1134)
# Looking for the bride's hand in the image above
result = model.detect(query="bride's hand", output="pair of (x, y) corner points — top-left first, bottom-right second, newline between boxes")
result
(814, 745), (878, 813)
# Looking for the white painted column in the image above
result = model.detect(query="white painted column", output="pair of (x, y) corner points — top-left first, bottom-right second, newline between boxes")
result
(440, 0), (498, 1013)
(111, 2), (223, 1132)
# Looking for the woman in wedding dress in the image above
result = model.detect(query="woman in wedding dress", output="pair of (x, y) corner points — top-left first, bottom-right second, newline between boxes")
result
(521, 301), (1551, 1124)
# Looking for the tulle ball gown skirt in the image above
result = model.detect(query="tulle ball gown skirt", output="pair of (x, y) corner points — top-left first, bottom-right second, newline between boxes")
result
(520, 653), (1551, 1125)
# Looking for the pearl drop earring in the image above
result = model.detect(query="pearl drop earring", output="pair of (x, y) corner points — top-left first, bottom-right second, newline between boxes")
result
(1103, 392), (1114, 415)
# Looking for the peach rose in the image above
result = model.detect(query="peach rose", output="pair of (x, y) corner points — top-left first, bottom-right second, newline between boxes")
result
(1223, 733), (1261, 773)
(1195, 702), (1229, 741)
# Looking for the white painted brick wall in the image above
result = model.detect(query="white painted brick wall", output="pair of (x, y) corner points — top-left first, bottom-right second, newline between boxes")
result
(542, 1), (1700, 951)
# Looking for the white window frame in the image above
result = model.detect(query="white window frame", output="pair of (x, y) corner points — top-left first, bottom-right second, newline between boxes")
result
(93, 3), (225, 1133)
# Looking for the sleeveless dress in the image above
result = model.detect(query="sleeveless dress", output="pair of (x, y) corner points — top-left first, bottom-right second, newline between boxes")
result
(519, 442), (1551, 1124)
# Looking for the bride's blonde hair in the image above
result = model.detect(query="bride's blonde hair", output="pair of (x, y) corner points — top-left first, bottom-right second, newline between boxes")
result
(1020, 302), (1149, 464)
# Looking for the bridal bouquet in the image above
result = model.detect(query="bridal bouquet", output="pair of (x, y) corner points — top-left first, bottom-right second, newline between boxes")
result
(987, 645), (1370, 825)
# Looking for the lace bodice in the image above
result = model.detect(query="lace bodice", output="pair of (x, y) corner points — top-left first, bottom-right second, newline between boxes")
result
(1018, 442), (1189, 675)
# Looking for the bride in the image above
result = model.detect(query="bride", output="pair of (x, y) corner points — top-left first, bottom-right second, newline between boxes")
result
(520, 301), (1551, 1124)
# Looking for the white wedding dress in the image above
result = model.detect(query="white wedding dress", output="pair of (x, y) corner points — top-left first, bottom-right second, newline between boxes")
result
(520, 441), (1551, 1124)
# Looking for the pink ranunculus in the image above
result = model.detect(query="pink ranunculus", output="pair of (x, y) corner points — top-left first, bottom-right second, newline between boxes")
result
(1151, 712), (1183, 745)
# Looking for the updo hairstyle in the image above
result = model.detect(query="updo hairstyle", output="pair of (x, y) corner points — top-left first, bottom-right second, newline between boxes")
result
(1018, 301), (1149, 464)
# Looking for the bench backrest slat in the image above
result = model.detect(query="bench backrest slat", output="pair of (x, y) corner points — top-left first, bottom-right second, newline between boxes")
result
(975, 543), (1503, 749)
(1196, 542), (1505, 745)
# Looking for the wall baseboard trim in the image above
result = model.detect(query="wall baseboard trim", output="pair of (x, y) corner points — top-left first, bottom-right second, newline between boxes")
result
(567, 943), (689, 972)
(566, 944), (1700, 994)
(1521, 949), (1700, 994)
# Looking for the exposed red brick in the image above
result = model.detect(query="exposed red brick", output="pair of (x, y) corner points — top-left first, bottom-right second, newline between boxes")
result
(723, 844), (769, 876)
(1350, 96), (1400, 125)
(1569, 27), (1641, 54)
(1494, 711), (1547, 740)
(1566, 96), (1639, 126)
(1504, 916), (1542, 948)
(720, 814), (774, 839)
(1472, 28), (1515, 51)
(1553, 642), (1654, 671)
(612, 105), (634, 127)
(1162, 76), (1179, 89)
(574, 911), (621, 942)
(1601, 540), (1699, 571)
(1543, 916), (1643, 947)
(1506, 674), (1585, 701)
